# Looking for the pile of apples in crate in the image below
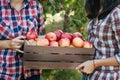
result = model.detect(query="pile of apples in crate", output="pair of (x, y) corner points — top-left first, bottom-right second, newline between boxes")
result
(26, 29), (93, 48)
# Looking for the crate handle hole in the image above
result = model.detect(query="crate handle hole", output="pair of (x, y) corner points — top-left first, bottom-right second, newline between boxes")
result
(65, 53), (72, 55)
(26, 52), (30, 53)
(33, 52), (38, 54)
(50, 53), (59, 55)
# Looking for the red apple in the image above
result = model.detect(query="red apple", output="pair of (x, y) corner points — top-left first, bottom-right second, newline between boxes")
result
(72, 37), (84, 48)
(72, 32), (83, 39)
(59, 38), (70, 47)
(61, 32), (73, 42)
(36, 38), (49, 46)
(49, 41), (59, 47)
(45, 32), (57, 41)
(54, 29), (63, 41)
(83, 41), (93, 48)
(26, 30), (38, 40)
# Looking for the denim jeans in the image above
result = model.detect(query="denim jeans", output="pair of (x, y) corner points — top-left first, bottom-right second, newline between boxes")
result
(82, 73), (88, 80)
(24, 75), (41, 80)
(0, 78), (5, 80)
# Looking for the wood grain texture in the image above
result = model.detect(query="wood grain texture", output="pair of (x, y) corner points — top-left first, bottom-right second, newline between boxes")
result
(23, 44), (95, 69)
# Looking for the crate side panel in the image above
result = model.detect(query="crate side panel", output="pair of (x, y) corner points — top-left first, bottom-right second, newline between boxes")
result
(24, 45), (95, 55)
(23, 53), (93, 62)
(24, 61), (80, 69)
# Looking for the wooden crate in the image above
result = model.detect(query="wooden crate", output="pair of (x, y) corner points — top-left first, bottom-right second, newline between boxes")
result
(23, 44), (95, 69)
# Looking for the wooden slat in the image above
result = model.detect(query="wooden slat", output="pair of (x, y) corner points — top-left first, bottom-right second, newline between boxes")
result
(24, 61), (80, 69)
(24, 53), (93, 62)
(24, 45), (95, 55)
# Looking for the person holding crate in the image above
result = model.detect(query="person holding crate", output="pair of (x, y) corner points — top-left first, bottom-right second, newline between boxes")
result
(0, 0), (44, 80)
(76, 0), (120, 80)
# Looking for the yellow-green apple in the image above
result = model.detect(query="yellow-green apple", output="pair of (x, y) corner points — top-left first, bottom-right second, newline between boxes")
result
(26, 39), (37, 45)
(45, 32), (57, 41)
(61, 32), (73, 42)
(36, 38), (49, 46)
(59, 38), (70, 47)
(49, 41), (59, 47)
(72, 32), (83, 39)
(72, 37), (84, 48)
(83, 41), (93, 48)
(54, 29), (63, 41)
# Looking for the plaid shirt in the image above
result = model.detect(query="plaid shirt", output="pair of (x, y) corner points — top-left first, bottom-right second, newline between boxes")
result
(0, 0), (44, 80)
(87, 5), (120, 80)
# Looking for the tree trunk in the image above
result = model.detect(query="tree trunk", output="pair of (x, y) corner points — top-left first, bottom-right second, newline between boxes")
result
(63, 11), (70, 32)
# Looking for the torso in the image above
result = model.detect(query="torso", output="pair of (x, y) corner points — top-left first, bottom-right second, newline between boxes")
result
(87, 5), (120, 80)
(0, 0), (44, 79)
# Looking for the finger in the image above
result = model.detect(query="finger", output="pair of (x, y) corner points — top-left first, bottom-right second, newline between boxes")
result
(11, 42), (22, 47)
(15, 49), (25, 54)
(81, 68), (91, 74)
(12, 38), (25, 45)
(76, 64), (84, 70)
(16, 36), (26, 40)
(80, 69), (84, 72)
(12, 45), (22, 49)
(13, 39), (24, 43)
(79, 67), (86, 73)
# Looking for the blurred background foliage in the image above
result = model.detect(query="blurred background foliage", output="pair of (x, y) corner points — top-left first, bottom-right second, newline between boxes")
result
(42, 69), (82, 80)
(38, 0), (89, 80)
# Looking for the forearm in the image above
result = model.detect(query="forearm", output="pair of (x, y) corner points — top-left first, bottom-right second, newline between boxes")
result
(0, 40), (10, 49)
(94, 56), (119, 68)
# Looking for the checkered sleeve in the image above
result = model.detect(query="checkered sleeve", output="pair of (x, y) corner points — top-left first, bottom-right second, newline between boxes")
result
(111, 7), (120, 64)
(37, 2), (45, 35)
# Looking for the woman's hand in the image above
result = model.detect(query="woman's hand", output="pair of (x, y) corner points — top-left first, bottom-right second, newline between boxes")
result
(76, 60), (96, 74)
(8, 36), (26, 49)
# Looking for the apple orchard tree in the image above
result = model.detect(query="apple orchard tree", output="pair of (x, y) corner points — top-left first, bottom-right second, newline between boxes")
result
(39, 0), (88, 39)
